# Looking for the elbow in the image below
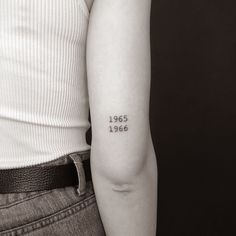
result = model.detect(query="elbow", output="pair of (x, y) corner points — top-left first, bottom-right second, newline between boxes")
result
(91, 151), (148, 186)
(91, 128), (155, 187)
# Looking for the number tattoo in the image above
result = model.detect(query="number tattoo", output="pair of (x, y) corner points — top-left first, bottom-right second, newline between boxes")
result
(109, 115), (128, 133)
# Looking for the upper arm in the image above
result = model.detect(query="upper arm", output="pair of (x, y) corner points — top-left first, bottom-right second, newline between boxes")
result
(86, 0), (152, 181)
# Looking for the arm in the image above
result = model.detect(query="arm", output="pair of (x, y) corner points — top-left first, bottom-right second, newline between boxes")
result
(86, 0), (157, 235)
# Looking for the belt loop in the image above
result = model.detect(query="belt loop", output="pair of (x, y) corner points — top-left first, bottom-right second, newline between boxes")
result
(69, 153), (87, 196)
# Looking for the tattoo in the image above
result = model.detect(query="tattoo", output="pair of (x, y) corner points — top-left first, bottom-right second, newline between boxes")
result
(109, 115), (128, 133)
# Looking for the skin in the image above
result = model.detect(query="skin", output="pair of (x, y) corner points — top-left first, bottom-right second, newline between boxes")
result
(86, 0), (158, 235)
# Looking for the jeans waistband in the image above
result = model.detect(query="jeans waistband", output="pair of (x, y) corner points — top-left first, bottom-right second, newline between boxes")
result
(37, 149), (91, 195)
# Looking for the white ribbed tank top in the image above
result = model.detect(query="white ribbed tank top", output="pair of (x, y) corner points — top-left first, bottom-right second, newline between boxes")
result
(0, 0), (91, 169)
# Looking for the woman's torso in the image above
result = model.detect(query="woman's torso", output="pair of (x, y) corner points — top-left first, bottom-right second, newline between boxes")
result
(0, 0), (93, 169)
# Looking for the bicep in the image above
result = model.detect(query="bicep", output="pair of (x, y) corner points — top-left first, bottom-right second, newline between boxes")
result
(86, 0), (152, 181)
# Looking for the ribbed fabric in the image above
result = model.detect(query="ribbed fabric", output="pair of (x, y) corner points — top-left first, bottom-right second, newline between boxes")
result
(0, 0), (91, 169)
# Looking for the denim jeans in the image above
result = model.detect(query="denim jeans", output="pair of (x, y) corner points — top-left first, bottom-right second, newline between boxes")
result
(0, 150), (106, 236)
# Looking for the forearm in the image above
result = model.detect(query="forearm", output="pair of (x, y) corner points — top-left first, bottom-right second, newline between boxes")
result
(90, 133), (158, 236)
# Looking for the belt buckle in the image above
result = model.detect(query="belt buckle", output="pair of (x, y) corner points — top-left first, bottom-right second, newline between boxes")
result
(69, 153), (87, 196)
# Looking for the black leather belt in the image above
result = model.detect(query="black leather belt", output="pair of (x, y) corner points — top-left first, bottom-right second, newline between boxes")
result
(0, 157), (91, 193)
